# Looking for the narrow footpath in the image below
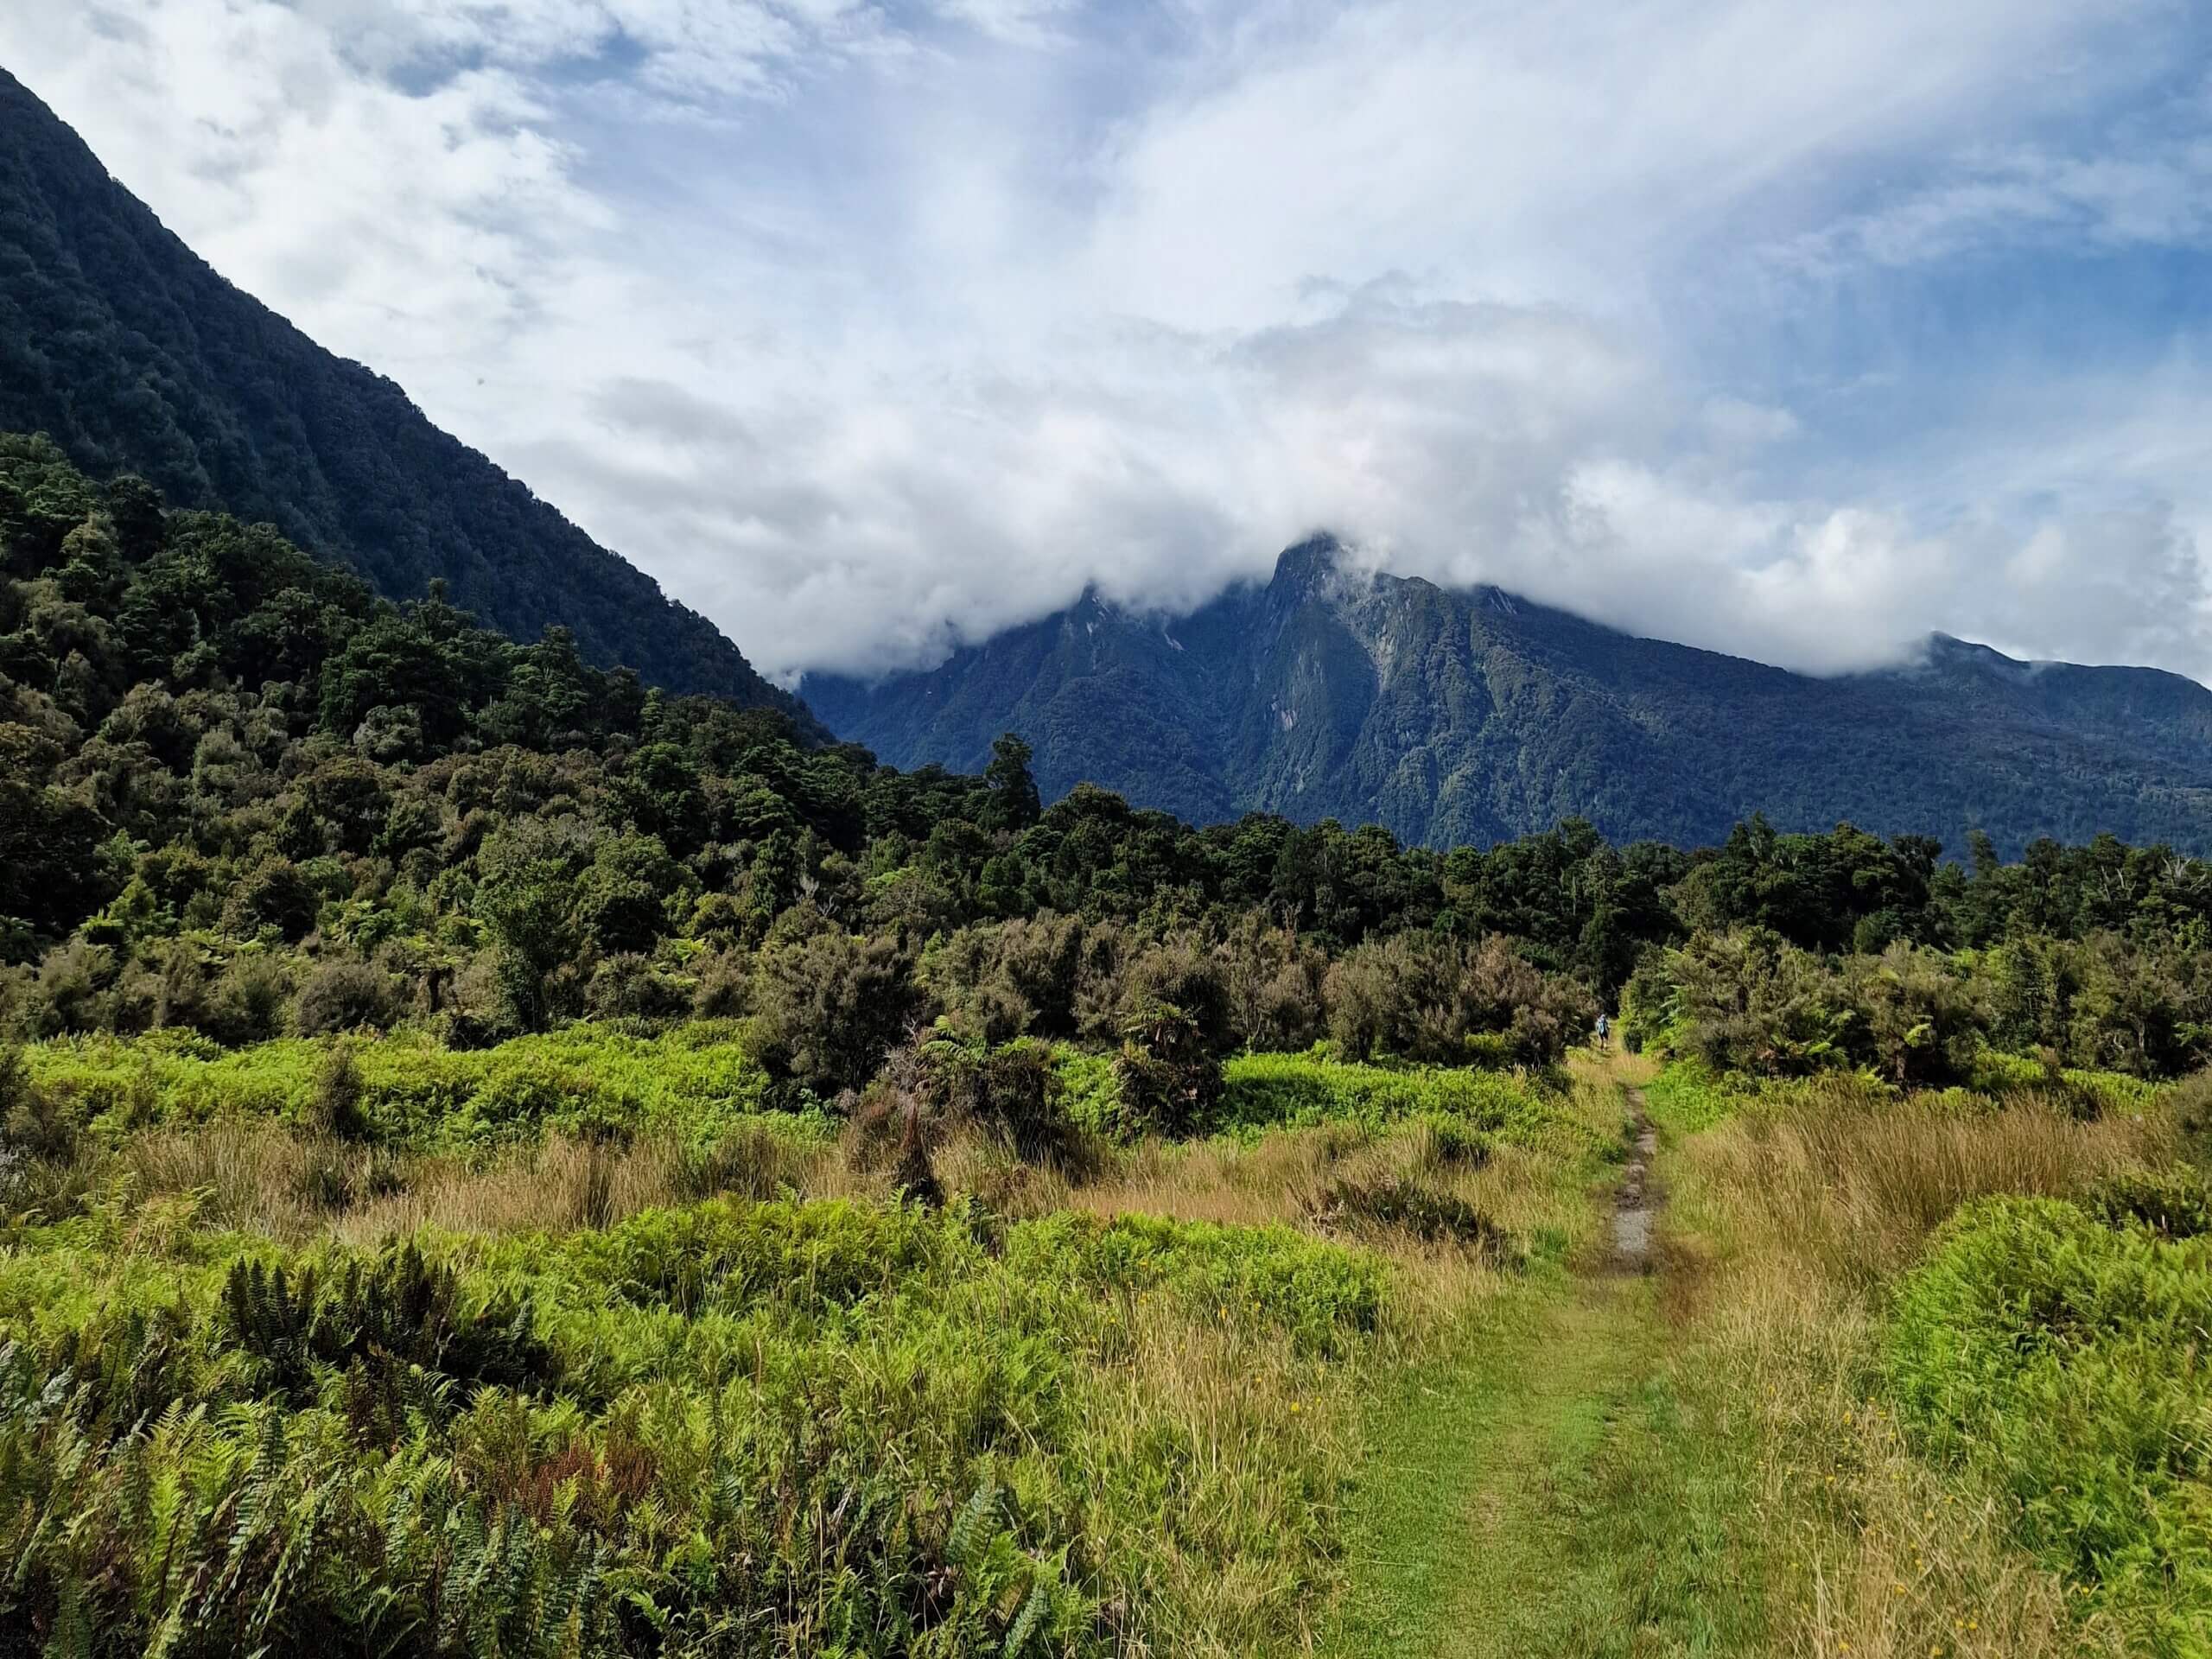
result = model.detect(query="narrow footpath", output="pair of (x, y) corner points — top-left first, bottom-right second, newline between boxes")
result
(1323, 1083), (1767, 1658)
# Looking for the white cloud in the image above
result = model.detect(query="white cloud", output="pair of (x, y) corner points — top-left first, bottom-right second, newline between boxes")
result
(7, 0), (2212, 689)
(1771, 137), (2212, 276)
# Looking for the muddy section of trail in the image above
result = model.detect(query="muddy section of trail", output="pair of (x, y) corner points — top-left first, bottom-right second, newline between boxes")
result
(1611, 1087), (1660, 1270)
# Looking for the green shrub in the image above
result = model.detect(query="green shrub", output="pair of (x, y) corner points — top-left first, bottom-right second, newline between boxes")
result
(1007, 1209), (1387, 1357)
(19, 1022), (790, 1152)
(1110, 999), (1223, 1139)
(1214, 1051), (1581, 1152)
(1967, 1048), (2164, 1119)
(303, 1042), (371, 1141)
(0, 1194), (1389, 1654)
(0, 1044), (73, 1161)
(926, 1036), (1089, 1171)
(219, 1239), (556, 1406)
(2084, 1165), (2212, 1239)
(203, 949), (290, 1044)
(292, 957), (398, 1035)
(752, 929), (925, 1096)
(1322, 933), (1594, 1068)
(1890, 1197), (2212, 1647)
(1638, 1062), (1742, 1135)
(1052, 1047), (1124, 1136)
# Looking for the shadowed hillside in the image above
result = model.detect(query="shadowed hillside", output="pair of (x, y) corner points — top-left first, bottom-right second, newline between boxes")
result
(0, 67), (818, 728)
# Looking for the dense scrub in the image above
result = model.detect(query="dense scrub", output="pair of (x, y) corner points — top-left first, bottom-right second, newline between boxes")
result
(0, 1197), (1383, 1655)
(8, 434), (2212, 1101)
(1891, 1191), (2212, 1653)
(1624, 924), (2212, 1085)
(0, 1022), (1613, 1655)
(13, 1023), (789, 1151)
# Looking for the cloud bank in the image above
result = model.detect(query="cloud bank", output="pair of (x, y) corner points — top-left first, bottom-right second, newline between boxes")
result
(9, 0), (2212, 682)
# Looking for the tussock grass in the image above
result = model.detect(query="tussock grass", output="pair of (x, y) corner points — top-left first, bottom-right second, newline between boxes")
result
(83, 1116), (839, 1243)
(1662, 1077), (2173, 1659)
(1683, 1085), (2171, 1285)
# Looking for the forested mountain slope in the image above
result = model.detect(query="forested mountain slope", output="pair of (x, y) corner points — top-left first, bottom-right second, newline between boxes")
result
(806, 538), (2212, 854)
(0, 67), (816, 725)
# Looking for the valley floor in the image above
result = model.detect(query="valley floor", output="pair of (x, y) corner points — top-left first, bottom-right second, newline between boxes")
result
(1327, 1272), (1769, 1658)
(1325, 1062), (2160, 1659)
(2, 1033), (2198, 1656)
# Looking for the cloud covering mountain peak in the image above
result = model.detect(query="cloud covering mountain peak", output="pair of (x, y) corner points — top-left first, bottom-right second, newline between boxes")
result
(10, 0), (2212, 685)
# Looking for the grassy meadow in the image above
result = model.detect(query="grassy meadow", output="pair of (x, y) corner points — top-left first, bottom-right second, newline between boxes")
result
(10, 372), (2212, 1657)
(0, 1027), (1626, 1656)
(3, 1015), (2211, 1656)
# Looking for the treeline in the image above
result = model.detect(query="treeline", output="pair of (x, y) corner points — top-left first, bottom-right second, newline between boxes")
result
(5, 432), (2211, 1091)
(1629, 925), (2210, 1088)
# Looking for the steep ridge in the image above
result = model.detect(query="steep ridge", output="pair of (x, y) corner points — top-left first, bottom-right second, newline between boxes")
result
(0, 67), (817, 728)
(805, 537), (2212, 853)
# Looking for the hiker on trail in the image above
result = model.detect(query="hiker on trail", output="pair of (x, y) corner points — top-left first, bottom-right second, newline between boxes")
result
(1594, 1013), (1610, 1049)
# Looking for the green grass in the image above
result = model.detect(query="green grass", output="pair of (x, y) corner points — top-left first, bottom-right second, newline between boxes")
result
(1216, 1051), (1600, 1151)
(1325, 1269), (1771, 1658)
(1637, 1061), (1744, 1135)
(18, 1020), (817, 1150)
(1641, 1052), (2161, 1142)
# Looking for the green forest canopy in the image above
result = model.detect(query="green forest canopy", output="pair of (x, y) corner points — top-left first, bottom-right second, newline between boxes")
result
(3, 431), (2209, 1087)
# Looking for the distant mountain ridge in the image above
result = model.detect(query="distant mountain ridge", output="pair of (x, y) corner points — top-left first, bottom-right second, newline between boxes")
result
(805, 538), (2212, 854)
(0, 67), (817, 728)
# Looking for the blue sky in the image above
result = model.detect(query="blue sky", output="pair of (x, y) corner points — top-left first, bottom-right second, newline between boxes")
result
(10, 0), (2212, 683)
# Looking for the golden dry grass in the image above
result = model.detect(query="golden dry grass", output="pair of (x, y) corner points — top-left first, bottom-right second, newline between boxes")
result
(111, 1117), (840, 1243)
(1684, 1086), (2172, 1284)
(1660, 1080), (2167, 1659)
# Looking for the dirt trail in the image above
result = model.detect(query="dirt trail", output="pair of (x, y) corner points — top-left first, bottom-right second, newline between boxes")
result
(1325, 1076), (1763, 1657)
(1611, 1086), (1659, 1269)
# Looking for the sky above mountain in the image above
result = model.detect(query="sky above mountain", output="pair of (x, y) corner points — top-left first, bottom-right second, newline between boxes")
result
(10, 2), (2212, 683)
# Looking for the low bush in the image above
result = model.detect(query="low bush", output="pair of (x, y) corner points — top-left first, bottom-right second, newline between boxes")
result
(302, 1042), (371, 1141)
(1637, 1061), (1743, 1135)
(292, 957), (399, 1035)
(751, 929), (926, 1096)
(19, 1021), (785, 1151)
(1214, 1051), (1581, 1150)
(1322, 933), (1595, 1068)
(925, 1036), (1090, 1172)
(1109, 1000), (1224, 1139)
(0, 1192), (1389, 1655)
(2083, 1164), (2212, 1239)
(1890, 1196), (2212, 1647)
